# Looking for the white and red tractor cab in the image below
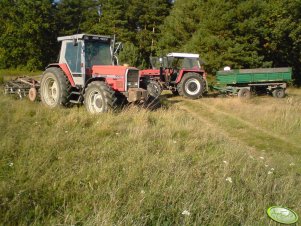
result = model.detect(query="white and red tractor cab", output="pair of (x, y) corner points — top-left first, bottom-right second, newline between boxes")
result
(40, 34), (149, 113)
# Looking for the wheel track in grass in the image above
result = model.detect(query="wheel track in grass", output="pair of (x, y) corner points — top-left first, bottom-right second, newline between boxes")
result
(173, 97), (301, 157)
(194, 99), (301, 149)
(175, 103), (267, 164)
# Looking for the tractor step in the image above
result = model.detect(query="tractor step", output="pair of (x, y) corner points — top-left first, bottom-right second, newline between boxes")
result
(70, 91), (81, 95)
(69, 99), (82, 104)
(68, 91), (81, 98)
(68, 91), (83, 104)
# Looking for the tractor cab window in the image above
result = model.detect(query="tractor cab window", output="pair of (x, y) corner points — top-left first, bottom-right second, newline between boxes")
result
(170, 57), (201, 70)
(65, 41), (82, 73)
(150, 57), (168, 69)
(84, 41), (112, 68)
(183, 58), (200, 69)
(150, 57), (159, 69)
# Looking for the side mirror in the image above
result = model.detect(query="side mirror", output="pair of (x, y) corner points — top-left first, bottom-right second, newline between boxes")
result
(159, 57), (163, 67)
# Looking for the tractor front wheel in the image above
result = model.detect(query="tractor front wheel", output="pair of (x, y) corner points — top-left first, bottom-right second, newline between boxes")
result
(177, 73), (204, 99)
(40, 67), (70, 108)
(84, 81), (117, 113)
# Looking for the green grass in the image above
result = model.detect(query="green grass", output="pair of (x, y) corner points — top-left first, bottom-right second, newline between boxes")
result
(0, 90), (301, 225)
(0, 69), (42, 83)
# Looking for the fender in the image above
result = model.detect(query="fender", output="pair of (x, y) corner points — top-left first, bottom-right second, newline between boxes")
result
(84, 77), (105, 89)
(175, 69), (206, 84)
(46, 63), (76, 87)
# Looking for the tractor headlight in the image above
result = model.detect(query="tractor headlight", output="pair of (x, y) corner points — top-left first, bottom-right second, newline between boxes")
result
(127, 82), (138, 87)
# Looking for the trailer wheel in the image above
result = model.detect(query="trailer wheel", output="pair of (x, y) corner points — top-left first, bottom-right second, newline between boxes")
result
(177, 72), (204, 99)
(40, 67), (70, 108)
(147, 80), (162, 98)
(84, 81), (117, 114)
(28, 87), (38, 102)
(272, 88), (285, 98)
(238, 88), (251, 98)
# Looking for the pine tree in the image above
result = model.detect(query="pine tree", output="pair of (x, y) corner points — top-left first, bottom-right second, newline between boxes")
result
(55, 0), (100, 35)
(183, 0), (272, 74)
(0, 0), (56, 70)
(89, 0), (131, 41)
(126, 0), (172, 66)
(158, 0), (201, 54)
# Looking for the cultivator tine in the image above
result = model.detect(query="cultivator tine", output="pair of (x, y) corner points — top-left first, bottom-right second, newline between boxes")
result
(143, 95), (161, 110)
(3, 76), (40, 100)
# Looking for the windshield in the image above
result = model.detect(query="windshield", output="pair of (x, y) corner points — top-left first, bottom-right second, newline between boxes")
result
(150, 57), (168, 69)
(169, 57), (200, 69)
(85, 41), (112, 67)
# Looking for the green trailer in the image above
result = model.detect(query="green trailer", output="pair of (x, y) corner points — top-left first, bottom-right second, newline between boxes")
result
(214, 67), (292, 98)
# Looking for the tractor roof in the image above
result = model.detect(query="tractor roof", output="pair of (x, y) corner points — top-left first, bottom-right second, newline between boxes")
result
(167, 53), (200, 58)
(57, 34), (112, 42)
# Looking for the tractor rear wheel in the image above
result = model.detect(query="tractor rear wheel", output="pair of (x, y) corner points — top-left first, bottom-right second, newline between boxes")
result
(272, 88), (285, 98)
(40, 67), (70, 108)
(177, 72), (204, 99)
(147, 80), (162, 98)
(84, 81), (117, 113)
(238, 88), (251, 98)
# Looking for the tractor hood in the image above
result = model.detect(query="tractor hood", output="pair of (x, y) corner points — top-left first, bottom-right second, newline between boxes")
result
(91, 65), (140, 92)
(91, 65), (138, 77)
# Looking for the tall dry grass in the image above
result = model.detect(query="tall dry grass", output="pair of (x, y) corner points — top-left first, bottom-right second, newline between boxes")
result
(0, 90), (301, 225)
(218, 97), (299, 144)
(181, 90), (301, 155)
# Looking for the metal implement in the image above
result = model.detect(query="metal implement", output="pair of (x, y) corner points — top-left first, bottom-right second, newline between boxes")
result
(4, 76), (40, 101)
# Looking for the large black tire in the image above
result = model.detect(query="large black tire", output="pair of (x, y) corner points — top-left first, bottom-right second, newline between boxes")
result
(147, 80), (162, 98)
(272, 88), (285, 98)
(40, 67), (70, 108)
(238, 88), (251, 98)
(84, 81), (117, 113)
(177, 72), (205, 99)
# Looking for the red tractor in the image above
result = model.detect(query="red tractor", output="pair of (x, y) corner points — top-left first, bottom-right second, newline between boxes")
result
(140, 53), (207, 99)
(40, 34), (152, 113)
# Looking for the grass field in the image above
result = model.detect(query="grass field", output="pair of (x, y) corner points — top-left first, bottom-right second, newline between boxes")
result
(0, 69), (42, 85)
(0, 88), (301, 225)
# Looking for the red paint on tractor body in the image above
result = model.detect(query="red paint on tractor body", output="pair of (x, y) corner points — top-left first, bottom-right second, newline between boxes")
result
(140, 68), (206, 84)
(47, 63), (140, 92)
(46, 63), (76, 87)
(175, 69), (206, 83)
(59, 63), (76, 87)
(92, 65), (138, 92)
(140, 69), (161, 77)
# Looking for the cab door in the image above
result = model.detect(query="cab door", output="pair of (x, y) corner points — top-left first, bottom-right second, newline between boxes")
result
(63, 41), (85, 86)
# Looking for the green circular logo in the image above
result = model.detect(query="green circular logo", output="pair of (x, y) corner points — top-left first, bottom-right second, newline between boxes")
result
(267, 206), (298, 224)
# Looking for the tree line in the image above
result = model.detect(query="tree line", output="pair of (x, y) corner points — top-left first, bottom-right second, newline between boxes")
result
(0, 0), (300, 84)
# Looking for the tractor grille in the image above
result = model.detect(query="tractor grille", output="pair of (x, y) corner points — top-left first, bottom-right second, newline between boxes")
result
(127, 69), (139, 88)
